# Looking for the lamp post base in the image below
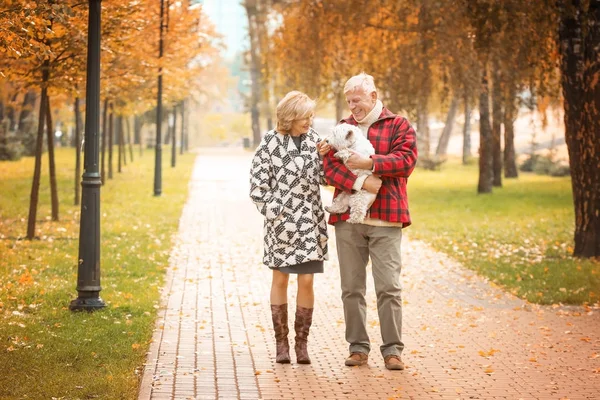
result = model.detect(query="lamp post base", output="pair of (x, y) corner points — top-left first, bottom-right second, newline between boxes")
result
(69, 296), (106, 312)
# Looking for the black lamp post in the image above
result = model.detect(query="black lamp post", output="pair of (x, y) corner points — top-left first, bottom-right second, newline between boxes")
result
(154, 0), (166, 196)
(70, 0), (106, 311)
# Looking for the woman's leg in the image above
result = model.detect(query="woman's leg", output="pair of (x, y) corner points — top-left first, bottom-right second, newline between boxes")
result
(270, 270), (290, 363)
(294, 273), (314, 364)
(296, 273), (314, 308)
(271, 269), (289, 305)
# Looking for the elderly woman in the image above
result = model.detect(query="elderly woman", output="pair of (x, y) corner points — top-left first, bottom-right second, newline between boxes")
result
(249, 91), (329, 364)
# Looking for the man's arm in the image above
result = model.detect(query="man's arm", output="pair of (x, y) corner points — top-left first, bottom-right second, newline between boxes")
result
(371, 117), (418, 178)
(323, 150), (358, 192)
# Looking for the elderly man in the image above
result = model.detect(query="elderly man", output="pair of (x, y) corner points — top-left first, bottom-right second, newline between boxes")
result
(321, 72), (418, 370)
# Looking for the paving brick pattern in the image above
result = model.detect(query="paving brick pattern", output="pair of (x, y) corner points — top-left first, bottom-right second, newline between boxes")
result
(138, 148), (600, 400)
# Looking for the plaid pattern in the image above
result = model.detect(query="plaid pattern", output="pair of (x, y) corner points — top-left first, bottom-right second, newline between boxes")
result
(323, 107), (418, 226)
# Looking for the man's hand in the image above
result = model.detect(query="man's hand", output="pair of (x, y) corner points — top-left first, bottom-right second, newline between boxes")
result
(346, 149), (374, 170)
(362, 175), (382, 194)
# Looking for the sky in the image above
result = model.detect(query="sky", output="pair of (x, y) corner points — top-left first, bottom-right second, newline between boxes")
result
(202, 0), (248, 60)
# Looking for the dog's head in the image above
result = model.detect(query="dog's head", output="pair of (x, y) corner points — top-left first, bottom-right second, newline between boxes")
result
(325, 123), (362, 151)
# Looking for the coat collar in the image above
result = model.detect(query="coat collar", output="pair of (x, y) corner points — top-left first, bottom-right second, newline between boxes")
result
(274, 129), (315, 174)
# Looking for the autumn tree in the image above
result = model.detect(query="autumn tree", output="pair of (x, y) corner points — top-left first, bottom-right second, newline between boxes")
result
(0, 1), (87, 237)
(558, 0), (600, 257)
(1, 0), (222, 237)
(244, 0), (267, 146)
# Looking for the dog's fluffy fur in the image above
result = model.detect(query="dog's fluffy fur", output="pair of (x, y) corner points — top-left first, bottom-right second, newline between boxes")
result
(324, 123), (377, 224)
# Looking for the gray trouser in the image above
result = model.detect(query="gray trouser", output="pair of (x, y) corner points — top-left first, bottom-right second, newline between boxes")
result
(334, 221), (404, 358)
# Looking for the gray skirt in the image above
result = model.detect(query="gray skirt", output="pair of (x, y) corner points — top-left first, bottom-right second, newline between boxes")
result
(269, 260), (324, 274)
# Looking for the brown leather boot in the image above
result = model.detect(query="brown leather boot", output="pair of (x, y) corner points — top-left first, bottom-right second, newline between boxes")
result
(294, 305), (313, 364)
(270, 304), (290, 364)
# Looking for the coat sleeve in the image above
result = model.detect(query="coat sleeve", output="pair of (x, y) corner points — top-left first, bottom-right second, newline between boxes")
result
(315, 135), (327, 185)
(249, 139), (283, 220)
(323, 150), (358, 192)
(371, 117), (418, 178)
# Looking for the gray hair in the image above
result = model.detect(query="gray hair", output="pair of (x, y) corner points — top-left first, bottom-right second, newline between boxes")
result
(343, 72), (377, 95)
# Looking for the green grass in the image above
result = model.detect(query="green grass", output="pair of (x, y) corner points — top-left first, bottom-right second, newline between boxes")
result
(0, 147), (196, 399)
(407, 158), (599, 305)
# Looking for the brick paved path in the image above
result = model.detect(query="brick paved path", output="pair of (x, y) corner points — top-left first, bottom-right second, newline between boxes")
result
(138, 148), (600, 400)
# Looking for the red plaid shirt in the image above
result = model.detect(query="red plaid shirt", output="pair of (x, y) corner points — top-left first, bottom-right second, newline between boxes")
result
(323, 107), (418, 226)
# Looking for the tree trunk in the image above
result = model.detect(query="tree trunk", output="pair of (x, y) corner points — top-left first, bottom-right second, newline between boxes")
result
(133, 115), (140, 144)
(18, 91), (36, 130)
(0, 99), (4, 135)
(478, 71), (493, 194)
(503, 83), (518, 178)
(163, 110), (171, 145)
(134, 115), (143, 157)
(108, 104), (113, 179)
(462, 97), (472, 165)
(179, 101), (185, 155)
(121, 118), (126, 166)
(27, 69), (49, 240)
(416, 3), (433, 159)
(6, 92), (18, 132)
(491, 61), (503, 187)
(335, 88), (345, 122)
(17, 91), (36, 134)
(171, 106), (177, 168)
(436, 94), (459, 156)
(0, 97), (5, 139)
(416, 104), (430, 158)
(117, 114), (123, 172)
(101, 98), (108, 185)
(45, 96), (59, 221)
(256, 3), (272, 133)
(245, 0), (262, 147)
(559, 0), (600, 257)
(126, 116), (134, 162)
(119, 115), (126, 167)
(0, 97), (6, 158)
(17, 91), (37, 156)
(74, 96), (82, 205)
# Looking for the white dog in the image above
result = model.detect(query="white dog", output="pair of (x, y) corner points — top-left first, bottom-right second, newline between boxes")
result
(324, 123), (377, 224)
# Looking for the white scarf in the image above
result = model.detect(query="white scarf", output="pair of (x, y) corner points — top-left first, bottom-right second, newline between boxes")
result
(356, 99), (383, 136)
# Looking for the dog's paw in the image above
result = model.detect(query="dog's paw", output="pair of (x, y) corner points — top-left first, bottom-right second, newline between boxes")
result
(325, 204), (348, 214)
(347, 210), (366, 224)
(347, 216), (364, 224)
(347, 211), (364, 223)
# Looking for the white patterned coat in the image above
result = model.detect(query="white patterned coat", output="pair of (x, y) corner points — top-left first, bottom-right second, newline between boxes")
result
(249, 129), (329, 269)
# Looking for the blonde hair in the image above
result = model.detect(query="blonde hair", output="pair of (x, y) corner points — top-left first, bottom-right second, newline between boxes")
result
(276, 91), (316, 133)
(343, 72), (377, 95)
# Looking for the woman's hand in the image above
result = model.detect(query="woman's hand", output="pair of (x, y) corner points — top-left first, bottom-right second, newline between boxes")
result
(317, 140), (331, 157)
